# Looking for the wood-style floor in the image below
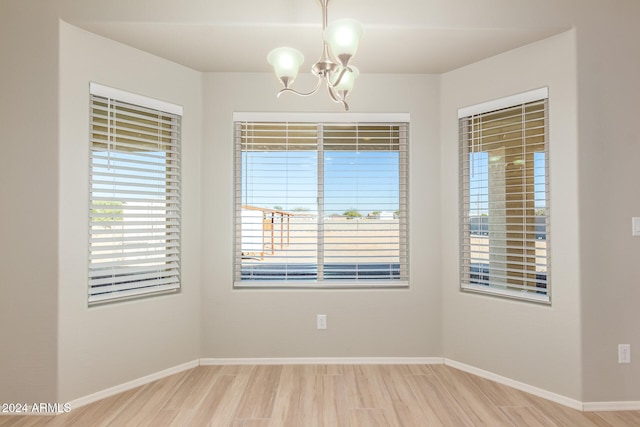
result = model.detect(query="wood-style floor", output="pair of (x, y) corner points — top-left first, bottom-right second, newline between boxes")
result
(1, 364), (639, 426)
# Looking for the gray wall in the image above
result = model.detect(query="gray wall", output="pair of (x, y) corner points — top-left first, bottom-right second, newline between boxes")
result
(2, 0), (640, 406)
(441, 30), (582, 400)
(577, 1), (640, 402)
(0, 0), (60, 404)
(201, 72), (443, 359)
(57, 22), (203, 401)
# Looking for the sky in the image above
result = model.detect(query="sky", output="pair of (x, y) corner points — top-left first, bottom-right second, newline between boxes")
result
(241, 150), (401, 216)
(92, 148), (544, 219)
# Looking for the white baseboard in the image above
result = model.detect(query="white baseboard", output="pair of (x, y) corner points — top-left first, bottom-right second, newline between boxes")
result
(444, 359), (584, 411)
(62, 357), (640, 415)
(199, 357), (444, 366)
(67, 359), (199, 410)
(582, 401), (640, 411)
(65, 357), (438, 411)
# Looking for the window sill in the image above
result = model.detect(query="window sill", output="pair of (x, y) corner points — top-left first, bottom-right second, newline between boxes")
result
(461, 284), (550, 304)
(233, 280), (410, 290)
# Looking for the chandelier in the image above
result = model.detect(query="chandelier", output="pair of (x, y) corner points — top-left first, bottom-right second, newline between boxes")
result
(267, 0), (364, 111)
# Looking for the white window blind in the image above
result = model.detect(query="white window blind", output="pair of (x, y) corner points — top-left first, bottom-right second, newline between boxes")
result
(459, 90), (550, 303)
(234, 119), (409, 287)
(88, 84), (182, 304)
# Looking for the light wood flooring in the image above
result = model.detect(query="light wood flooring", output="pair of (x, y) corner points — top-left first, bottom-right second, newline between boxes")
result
(1, 364), (640, 426)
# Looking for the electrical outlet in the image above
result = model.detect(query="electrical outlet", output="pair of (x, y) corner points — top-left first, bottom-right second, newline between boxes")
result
(317, 314), (327, 330)
(618, 344), (631, 364)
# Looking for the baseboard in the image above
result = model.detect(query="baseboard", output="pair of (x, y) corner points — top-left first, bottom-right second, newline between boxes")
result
(64, 358), (437, 413)
(199, 357), (444, 366)
(582, 401), (640, 412)
(62, 357), (640, 415)
(66, 359), (199, 410)
(63, 357), (438, 413)
(444, 359), (584, 411)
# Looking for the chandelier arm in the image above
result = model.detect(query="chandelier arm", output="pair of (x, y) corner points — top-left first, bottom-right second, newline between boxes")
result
(277, 78), (323, 98)
(328, 67), (349, 89)
(327, 83), (349, 111)
(268, 0), (357, 111)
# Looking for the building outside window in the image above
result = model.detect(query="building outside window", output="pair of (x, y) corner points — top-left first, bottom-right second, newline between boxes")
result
(459, 88), (550, 303)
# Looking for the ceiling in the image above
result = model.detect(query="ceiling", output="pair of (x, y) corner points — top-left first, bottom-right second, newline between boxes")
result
(59, 0), (579, 74)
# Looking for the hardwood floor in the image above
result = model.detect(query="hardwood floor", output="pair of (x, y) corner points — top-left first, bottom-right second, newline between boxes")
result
(1, 364), (640, 426)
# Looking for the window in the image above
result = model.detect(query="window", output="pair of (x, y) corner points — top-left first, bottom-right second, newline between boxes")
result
(234, 113), (409, 287)
(459, 88), (550, 303)
(88, 83), (182, 304)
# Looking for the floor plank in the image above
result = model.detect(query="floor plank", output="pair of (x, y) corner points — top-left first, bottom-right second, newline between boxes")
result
(349, 408), (392, 427)
(2, 364), (640, 426)
(268, 365), (318, 427)
(106, 369), (189, 426)
(316, 372), (349, 427)
(499, 406), (559, 427)
(530, 397), (607, 427)
(433, 365), (513, 426)
(406, 372), (475, 426)
(377, 365), (430, 427)
(234, 365), (282, 420)
(163, 366), (221, 411)
(591, 410), (640, 427)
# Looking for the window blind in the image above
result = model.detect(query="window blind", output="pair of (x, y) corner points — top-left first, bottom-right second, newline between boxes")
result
(234, 120), (409, 286)
(459, 91), (550, 303)
(88, 86), (182, 304)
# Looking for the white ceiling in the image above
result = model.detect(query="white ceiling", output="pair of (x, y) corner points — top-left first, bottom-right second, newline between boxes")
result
(59, 0), (579, 74)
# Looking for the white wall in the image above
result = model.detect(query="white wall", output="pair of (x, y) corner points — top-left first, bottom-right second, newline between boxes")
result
(440, 30), (582, 399)
(201, 72), (443, 359)
(57, 22), (203, 401)
(0, 0), (60, 404)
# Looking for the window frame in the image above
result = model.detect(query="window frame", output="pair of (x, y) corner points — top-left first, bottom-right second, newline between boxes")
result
(88, 82), (183, 305)
(458, 88), (551, 304)
(233, 112), (410, 289)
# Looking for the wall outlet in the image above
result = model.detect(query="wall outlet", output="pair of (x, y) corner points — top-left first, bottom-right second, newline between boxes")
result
(317, 314), (327, 330)
(618, 344), (631, 364)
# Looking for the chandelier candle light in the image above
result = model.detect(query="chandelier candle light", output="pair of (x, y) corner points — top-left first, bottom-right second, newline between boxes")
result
(267, 0), (364, 111)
